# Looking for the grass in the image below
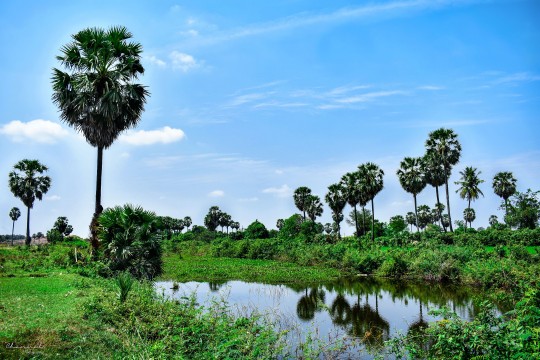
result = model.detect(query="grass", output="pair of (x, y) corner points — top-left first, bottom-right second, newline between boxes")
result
(161, 253), (343, 284)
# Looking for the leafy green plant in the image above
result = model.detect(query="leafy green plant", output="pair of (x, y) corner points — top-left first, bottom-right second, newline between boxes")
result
(115, 272), (134, 303)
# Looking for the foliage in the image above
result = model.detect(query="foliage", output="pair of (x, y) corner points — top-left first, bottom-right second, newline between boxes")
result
(294, 186), (312, 221)
(204, 206), (222, 232)
(98, 204), (163, 279)
(505, 189), (540, 230)
(245, 220), (269, 239)
(115, 271), (134, 303)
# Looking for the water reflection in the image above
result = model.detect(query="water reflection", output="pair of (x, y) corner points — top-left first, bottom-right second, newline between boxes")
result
(156, 277), (496, 356)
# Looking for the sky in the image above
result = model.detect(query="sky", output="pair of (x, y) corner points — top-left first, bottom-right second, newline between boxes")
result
(0, 0), (539, 237)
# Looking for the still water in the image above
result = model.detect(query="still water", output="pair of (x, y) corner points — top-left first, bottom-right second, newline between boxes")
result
(155, 278), (495, 358)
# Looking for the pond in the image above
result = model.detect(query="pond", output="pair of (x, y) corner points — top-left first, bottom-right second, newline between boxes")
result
(155, 277), (498, 358)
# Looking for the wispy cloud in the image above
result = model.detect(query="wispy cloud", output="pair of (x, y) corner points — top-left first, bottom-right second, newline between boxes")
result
(493, 72), (540, 85)
(169, 51), (202, 72)
(146, 55), (167, 68)
(0, 119), (69, 144)
(45, 195), (61, 201)
(335, 90), (408, 104)
(417, 85), (445, 90)
(208, 190), (225, 197)
(119, 126), (185, 146)
(401, 119), (492, 128)
(262, 184), (292, 198)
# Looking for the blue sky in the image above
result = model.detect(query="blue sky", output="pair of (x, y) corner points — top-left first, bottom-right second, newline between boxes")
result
(1, 0), (539, 237)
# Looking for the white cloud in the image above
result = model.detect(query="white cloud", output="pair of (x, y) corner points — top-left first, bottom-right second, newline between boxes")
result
(417, 85), (445, 90)
(146, 55), (167, 68)
(0, 119), (68, 144)
(45, 195), (61, 201)
(119, 126), (185, 145)
(493, 72), (540, 85)
(336, 90), (407, 104)
(208, 190), (225, 197)
(180, 29), (199, 37)
(120, 152), (130, 159)
(169, 51), (201, 72)
(262, 184), (292, 198)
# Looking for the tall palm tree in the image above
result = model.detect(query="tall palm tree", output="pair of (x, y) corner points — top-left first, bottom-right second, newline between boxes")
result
(325, 183), (347, 238)
(293, 186), (312, 221)
(422, 152), (448, 231)
(425, 128), (461, 232)
(358, 162), (384, 242)
(396, 157), (426, 233)
(52, 26), (149, 250)
(306, 195), (324, 222)
(341, 172), (361, 236)
(492, 171), (517, 216)
(455, 166), (484, 229)
(9, 207), (21, 246)
(8, 160), (52, 245)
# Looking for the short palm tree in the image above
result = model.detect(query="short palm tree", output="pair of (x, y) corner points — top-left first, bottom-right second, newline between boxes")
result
(463, 208), (476, 228)
(455, 166), (484, 229)
(396, 157), (426, 233)
(406, 211), (416, 232)
(358, 162), (384, 242)
(423, 152), (448, 231)
(306, 195), (324, 222)
(9, 207), (21, 246)
(8, 159), (51, 245)
(183, 216), (192, 231)
(52, 26), (149, 250)
(425, 128), (461, 232)
(492, 171), (517, 216)
(294, 187), (312, 221)
(325, 183), (347, 238)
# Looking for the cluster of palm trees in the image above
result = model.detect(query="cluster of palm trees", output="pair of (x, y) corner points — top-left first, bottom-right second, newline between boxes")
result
(157, 216), (192, 239)
(203, 206), (240, 234)
(292, 162), (384, 240)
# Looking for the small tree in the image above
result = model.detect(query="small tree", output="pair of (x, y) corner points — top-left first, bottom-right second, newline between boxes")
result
(463, 208), (476, 229)
(204, 206), (222, 232)
(504, 190), (540, 229)
(9, 207), (21, 246)
(276, 219), (284, 230)
(53, 216), (74, 240)
(245, 220), (269, 239)
(183, 216), (192, 231)
(293, 187), (312, 221)
(8, 159), (52, 245)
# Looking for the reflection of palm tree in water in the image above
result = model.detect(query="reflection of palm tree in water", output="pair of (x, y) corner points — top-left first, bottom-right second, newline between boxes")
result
(349, 293), (390, 349)
(330, 294), (352, 325)
(296, 287), (326, 321)
(408, 299), (429, 334)
(208, 281), (227, 292)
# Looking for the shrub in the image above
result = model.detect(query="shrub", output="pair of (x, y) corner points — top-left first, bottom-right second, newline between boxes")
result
(46, 229), (63, 244)
(245, 220), (269, 239)
(98, 204), (163, 280)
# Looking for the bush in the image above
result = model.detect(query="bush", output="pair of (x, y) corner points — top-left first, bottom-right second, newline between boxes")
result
(244, 220), (269, 239)
(98, 204), (163, 280)
(46, 229), (63, 244)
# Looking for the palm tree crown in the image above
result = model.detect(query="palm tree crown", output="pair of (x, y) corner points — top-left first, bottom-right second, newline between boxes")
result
(455, 166), (484, 207)
(8, 159), (51, 245)
(293, 186), (312, 221)
(396, 157), (426, 233)
(325, 183), (347, 238)
(306, 195), (324, 222)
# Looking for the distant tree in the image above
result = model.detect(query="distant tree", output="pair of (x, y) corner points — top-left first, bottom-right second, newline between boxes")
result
(276, 219), (284, 230)
(416, 205), (432, 230)
(341, 172), (362, 236)
(294, 187), (312, 221)
(358, 162), (384, 242)
(463, 208), (476, 229)
(387, 215), (407, 235)
(172, 218), (185, 234)
(346, 209), (373, 236)
(204, 206), (222, 232)
(52, 26), (149, 250)
(32, 232), (44, 239)
(325, 184), (347, 238)
(504, 189), (540, 229)
(323, 223), (333, 235)
(488, 215), (499, 227)
(306, 195), (324, 222)
(9, 207), (21, 246)
(8, 159), (52, 245)
(455, 166), (484, 229)
(441, 214), (450, 229)
(279, 214), (303, 239)
(492, 171), (517, 217)
(64, 225), (73, 237)
(231, 221), (240, 232)
(219, 212), (232, 233)
(396, 157), (426, 233)
(54, 216), (69, 240)
(425, 128), (461, 232)
(245, 220), (269, 239)
(405, 211), (416, 232)
(422, 153), (448, 231)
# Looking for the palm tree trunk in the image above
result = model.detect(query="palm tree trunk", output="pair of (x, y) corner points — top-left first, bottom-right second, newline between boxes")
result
(435, 186), (446, 232)
(11, 220), (15, 246)
(413, 194), (419, 234)
(362, 206), (366, 236)
(90, 146), (104, 251)
(371, 199), (375, 243)
(468, 198), (471, 229)
(25, 206), (31, 246)
(353, 204), (359, 237)
(444, 167), (453, 232)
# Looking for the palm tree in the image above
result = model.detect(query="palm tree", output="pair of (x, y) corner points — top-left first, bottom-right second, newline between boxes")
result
(306, 195), (324, 222)
(183, 216), (192, 231)
(293, 187), (312, 221)
(276, 219), (284, 230)
(406, 211), (416, 232)
(423, 152), (448, 231)
(492, 171), (517, 216)
(358, 162), (384, 242)
(455, 166), (484, 229)
(8, 159), (52, 245)
(396, 157), (426, 233)
(52, 26), (149, 250)
(463, 208), (476, 229)
(9, 207), (21, 246)
(341, 172), (361, 236)
(325, 183), (347, 238)
(425, 128), (461, 232)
